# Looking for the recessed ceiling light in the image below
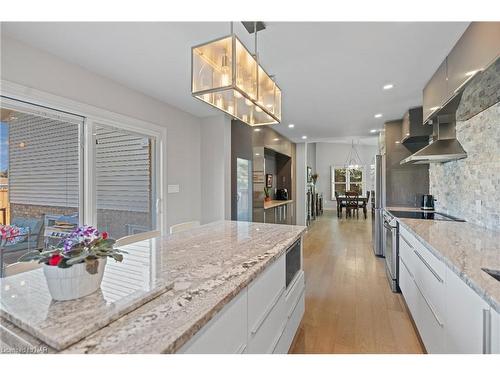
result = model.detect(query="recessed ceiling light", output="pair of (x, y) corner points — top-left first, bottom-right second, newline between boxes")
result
(273, 138), (280, 141)
(254, 128), (261, 132)
(301, 135), (308, 140)
(395, 141), (400, 144)
(255, 153), (260, 156)
(370, 129), (378, 133)
(374, 113), (383, 118)
(383, 84), (394, 90)
(288, 124), (295, 128)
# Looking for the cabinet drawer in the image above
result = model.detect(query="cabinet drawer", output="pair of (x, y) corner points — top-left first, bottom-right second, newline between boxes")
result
(275, 289), (305, 354)
(399, 231), (416, 275)
(285, 270), (305, 319)
(247, 289), (286, 353)
(248, 254), (286, 334)
(179, 290), (247, 354)
(399, 257), (418, 320)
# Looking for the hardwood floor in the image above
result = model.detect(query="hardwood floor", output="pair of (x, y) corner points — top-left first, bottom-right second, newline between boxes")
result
(289, 210), (424, 354)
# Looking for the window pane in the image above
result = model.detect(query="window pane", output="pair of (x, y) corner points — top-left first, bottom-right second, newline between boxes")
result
(335, 168), (346, 183)
(349, 183), (363, 195)
(350, 168), (363, 183)
(335, 183), (346, 196)
(1, 104), (81, 271)
(96, 125), (155, 240)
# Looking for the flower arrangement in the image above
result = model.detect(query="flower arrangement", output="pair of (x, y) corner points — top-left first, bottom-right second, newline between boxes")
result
(0, 225), (20, 244)
(19, 225), (125, 275)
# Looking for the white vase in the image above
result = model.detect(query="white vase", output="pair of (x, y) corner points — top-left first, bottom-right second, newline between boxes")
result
(43, 257), (107, 301)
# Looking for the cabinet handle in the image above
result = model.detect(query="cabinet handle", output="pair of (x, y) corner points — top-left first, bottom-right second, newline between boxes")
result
(413, 278), (444, 327)
(400, 234), (413, 249)
(235, 343), (247, 354)
(483, 309), (491, 354)
(250, 286), (285, 335)
(413, 249), (443, 284)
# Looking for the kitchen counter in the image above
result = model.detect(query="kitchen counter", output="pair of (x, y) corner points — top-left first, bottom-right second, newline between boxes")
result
(263, 199), (294, 210)
(396, 217), (500, 313)
(0, 220), (306, 353)
(386, 206), (435, 212)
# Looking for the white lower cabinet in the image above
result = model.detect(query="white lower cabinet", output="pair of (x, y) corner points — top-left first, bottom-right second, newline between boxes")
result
(179, 290), (248, 354)
(445, 267), (491, 353)
(179, 246), (305, 354)
(398, 228), (499, 354)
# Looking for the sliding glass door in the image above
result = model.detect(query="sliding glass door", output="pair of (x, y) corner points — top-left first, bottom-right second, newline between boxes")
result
(0, 98), (83, 270)
(0, 96), (162, 274)
(94, 124), (157, 239)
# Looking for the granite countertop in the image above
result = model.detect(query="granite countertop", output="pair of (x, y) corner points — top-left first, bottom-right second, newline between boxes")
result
(263, 200), (294, 210)
(396, 217), (500, 313)
(0, 220), (305, 353)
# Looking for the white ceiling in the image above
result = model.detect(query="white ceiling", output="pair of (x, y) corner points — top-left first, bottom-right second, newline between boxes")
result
(1, 22), (469, 142)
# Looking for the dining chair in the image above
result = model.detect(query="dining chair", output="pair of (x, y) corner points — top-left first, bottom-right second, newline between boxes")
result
(169, 221), (200, 234)
(345, 191), (360, 219)
(114, 230), (161, 247)
(3, 261), (41, 277)
(334, 191), (345, 218)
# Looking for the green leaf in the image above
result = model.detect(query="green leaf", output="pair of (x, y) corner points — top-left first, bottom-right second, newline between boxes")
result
(111, 253), (124, 262)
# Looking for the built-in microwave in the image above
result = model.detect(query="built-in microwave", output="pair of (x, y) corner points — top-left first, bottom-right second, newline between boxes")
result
(285, 239), (301, 288)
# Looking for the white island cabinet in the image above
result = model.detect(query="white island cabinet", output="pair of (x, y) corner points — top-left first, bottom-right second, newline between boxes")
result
(180, 241), (305, 354)
(398, 225), (499, 354)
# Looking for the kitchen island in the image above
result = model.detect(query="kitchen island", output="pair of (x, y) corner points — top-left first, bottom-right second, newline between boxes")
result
(0, 221), (306, 354)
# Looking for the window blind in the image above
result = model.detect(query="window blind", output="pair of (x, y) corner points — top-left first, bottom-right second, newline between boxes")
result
(9, 113), (80, 208)
(96, 125), (151, 213)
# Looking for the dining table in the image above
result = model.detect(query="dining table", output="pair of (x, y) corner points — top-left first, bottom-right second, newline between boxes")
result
(336, 195), (370, 218)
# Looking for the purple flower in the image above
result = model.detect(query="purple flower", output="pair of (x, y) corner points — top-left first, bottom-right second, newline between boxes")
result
(62, 225), (100, 253)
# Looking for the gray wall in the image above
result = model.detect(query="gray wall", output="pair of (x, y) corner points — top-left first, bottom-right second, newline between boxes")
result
(1, 36), (202, 228)
(430, 61), (500, 230)
(306, 142), (317, 173)
(200, 115), (231, 224)
(384, 121), (429, 207)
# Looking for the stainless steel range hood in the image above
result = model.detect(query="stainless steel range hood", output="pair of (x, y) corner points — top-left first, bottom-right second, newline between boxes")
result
(400, 94), (467, 165)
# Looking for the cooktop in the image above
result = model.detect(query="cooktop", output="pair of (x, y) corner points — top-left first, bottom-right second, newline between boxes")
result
(388, 210), (465, 222)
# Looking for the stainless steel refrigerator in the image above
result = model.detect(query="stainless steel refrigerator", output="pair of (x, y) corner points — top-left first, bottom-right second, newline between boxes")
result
(372, 154), (385, 256)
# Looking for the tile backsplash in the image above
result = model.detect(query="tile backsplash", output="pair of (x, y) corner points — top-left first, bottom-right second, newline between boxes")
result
(429, 101), (500, 230)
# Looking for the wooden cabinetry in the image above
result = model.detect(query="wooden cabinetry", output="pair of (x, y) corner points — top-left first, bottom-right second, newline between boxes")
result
(447, 22), (500, 97)
(423, 59), (448, 123)
(398, 225), (498, 354)
(422, 22), (500, 124)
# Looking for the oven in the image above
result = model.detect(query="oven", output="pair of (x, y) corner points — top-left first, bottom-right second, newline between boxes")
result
(285, 239), (301, 289)
(383, 211), (399, 292)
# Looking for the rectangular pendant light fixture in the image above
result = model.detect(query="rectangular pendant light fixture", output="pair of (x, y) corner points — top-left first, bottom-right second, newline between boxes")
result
(191, 34), (282, 126)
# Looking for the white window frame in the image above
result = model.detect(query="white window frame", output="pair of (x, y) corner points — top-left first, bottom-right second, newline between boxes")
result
(330, 165), (366, 200)
(0, 80), (168, 235)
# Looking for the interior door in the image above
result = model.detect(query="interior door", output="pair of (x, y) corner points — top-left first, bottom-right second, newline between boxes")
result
(236, 158), (252, 222)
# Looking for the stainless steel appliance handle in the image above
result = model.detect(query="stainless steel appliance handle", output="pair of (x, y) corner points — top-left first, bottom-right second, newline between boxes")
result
(383, 221), (394, 231)
(413, 249), (443, 284)
(483, 308), (491, 354)
(413, 278), (444, 327)
(400, 234), (413, 249)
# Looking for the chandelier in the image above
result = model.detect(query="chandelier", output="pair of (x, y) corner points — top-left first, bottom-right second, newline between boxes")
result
(344, 140), (363, 169)
(191, 22), (282, 126)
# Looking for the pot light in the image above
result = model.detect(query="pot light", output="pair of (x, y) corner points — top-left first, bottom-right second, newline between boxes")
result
(254, 128), (261, 132)
(301, 135), (307, 140)
(395, 141), (400, 144)
(374, 113), (383, 118)
(370, 129), (378, 133)
(288, 124), (295, 128)
(273, 138), (280, 141)
(255, 153), (260, 156)
(383, 84), (394, 90)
